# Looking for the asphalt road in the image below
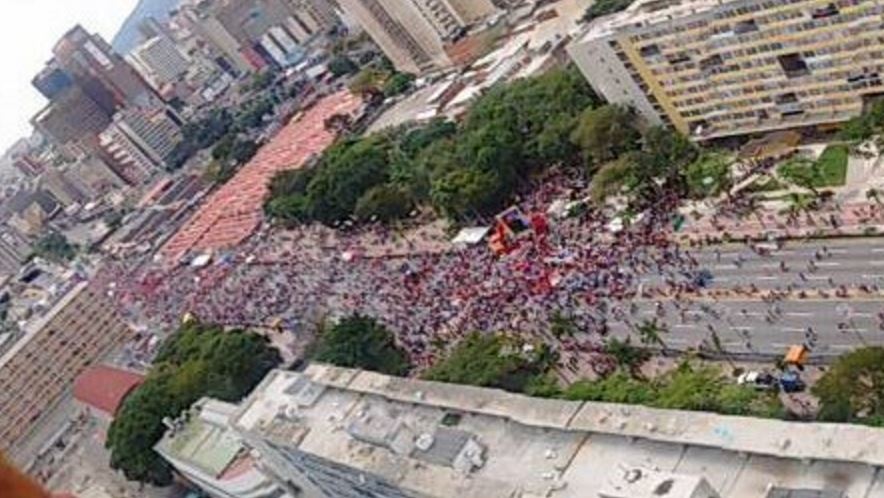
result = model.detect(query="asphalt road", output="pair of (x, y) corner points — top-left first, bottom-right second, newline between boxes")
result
(622, 237), (884, 356)
(607, 297), (884, 355)
(641, 238), (884, 290)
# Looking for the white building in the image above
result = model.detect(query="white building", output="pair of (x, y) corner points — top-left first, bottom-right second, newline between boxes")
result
(127, 36), (191, 90)
(155, 398), (294, 498)
(160, 364), (884, 498)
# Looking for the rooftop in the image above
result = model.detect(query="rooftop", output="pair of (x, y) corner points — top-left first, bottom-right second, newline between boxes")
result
(229, 365), (884, 498)
(574, 0), (725, 41)
(72, 364), (144, 416)
(159, 91), (362, 261)
(155, 399), (247, 478)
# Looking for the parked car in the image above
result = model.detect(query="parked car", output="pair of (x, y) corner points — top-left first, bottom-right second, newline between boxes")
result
(737, 371), (777, 390)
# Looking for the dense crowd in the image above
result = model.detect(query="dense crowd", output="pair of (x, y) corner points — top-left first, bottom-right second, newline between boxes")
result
(96, 171), (707, 375)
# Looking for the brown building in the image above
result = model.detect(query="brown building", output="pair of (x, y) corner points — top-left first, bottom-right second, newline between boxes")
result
(0, 281), (133, 458)
(336, 0), (498, 73)
(31, 86), (111, 149)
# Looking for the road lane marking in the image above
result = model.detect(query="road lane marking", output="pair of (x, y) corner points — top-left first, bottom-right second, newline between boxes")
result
(758, 276), (778, 280)
(781, 327), (808, 332)
(785, 312), (813, 317)
(873, 248), (884, 253)
(872, 261), (884, 266)
(673, 324), (696, 329)
(816, 262), (841, 267)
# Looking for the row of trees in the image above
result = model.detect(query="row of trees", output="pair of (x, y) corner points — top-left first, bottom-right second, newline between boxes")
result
(306, 314), (782, 418)
(106, 323), (280, 485)
(167, 75), (292, 173)
(266, 67), (603, 226)
(304, 314), (884, 428)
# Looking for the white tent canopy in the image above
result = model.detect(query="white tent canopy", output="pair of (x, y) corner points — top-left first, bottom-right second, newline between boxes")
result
(451, 227), (492, 246)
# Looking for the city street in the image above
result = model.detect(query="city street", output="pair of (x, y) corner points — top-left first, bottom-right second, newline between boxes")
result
(620, 237), (884, 357)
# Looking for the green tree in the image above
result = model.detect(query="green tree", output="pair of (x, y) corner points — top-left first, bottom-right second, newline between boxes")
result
(779, 158), (824, 196)
(34, 231), (76, 262)
(305, 137), (391, 224)
(635, 319), (668, 350)
(571, 104), (641, 165)
(354, 184), (414, 222)
(106, 323), (280, 485)
(328, 55), (359, 77)
(423, 333), (553, 393)
(383, 72), (415, 97)
(582, 0), (633, 22)
(685, 152), (733, 199)
(348, 67), (389, 96)
(813, 347), (884, 425)
(563, 372), (656, 404)
(604, 337), (650, 377)
(313, 315), (410, 375)
(430, 167), (507, 221)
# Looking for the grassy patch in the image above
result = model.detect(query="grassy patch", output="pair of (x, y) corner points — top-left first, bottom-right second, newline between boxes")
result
(778, 145), (848, 188)
(816, 145), (849, 186)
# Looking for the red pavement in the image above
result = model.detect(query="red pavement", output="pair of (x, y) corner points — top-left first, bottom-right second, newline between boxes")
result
(160, 92), (362, 261)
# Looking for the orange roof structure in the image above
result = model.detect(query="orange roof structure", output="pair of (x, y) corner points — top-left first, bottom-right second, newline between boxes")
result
(160, 91), (362, 261)
(72, 365), (144, 417)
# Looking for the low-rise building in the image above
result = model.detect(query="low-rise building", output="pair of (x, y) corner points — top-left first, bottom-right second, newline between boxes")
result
(155, 398), (294, 498)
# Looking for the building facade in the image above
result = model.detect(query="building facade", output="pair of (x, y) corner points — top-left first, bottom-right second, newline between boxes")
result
(336, 0), (498, 73)
(50, 25), (158, 112)
(568, 0), (884, 140)
(31, 86), (112, 149)
(127, 36), (192, 90)
(0, 281), (132, 458)
(0, 228), (32, 278)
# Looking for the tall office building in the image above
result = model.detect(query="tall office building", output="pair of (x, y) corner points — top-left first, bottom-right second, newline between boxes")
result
(568, 0), (884, 140)
(336, 0), (497, 73)
(50, 25), (159, 113)
(127, 36), (192, 89)
(31, 86), (112, 149)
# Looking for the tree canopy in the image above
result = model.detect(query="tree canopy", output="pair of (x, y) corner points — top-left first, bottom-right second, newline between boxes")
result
(423, 333), (556, 393)
(813, 347), (884, 425)
(266, 67), (603, 225)
(564, 362), (783, 417)
(312, 315), (411, 376)
(106, 323), (280, 485)
(34, 231), (76, 263)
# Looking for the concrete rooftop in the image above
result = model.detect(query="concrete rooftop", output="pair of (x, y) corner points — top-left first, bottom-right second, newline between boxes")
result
(227, 365), (884, 497)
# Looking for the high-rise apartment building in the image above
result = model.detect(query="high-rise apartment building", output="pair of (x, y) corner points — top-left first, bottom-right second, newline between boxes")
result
(127, 36), (191, 90)
(336, 0), (497, 73)
(0, 281), (132, 460)
(568, 0), (884, 140)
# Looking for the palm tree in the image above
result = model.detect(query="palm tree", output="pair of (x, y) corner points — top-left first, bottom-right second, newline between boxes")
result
(708, 329), (735, 368)
(636, 319), (668, 351)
